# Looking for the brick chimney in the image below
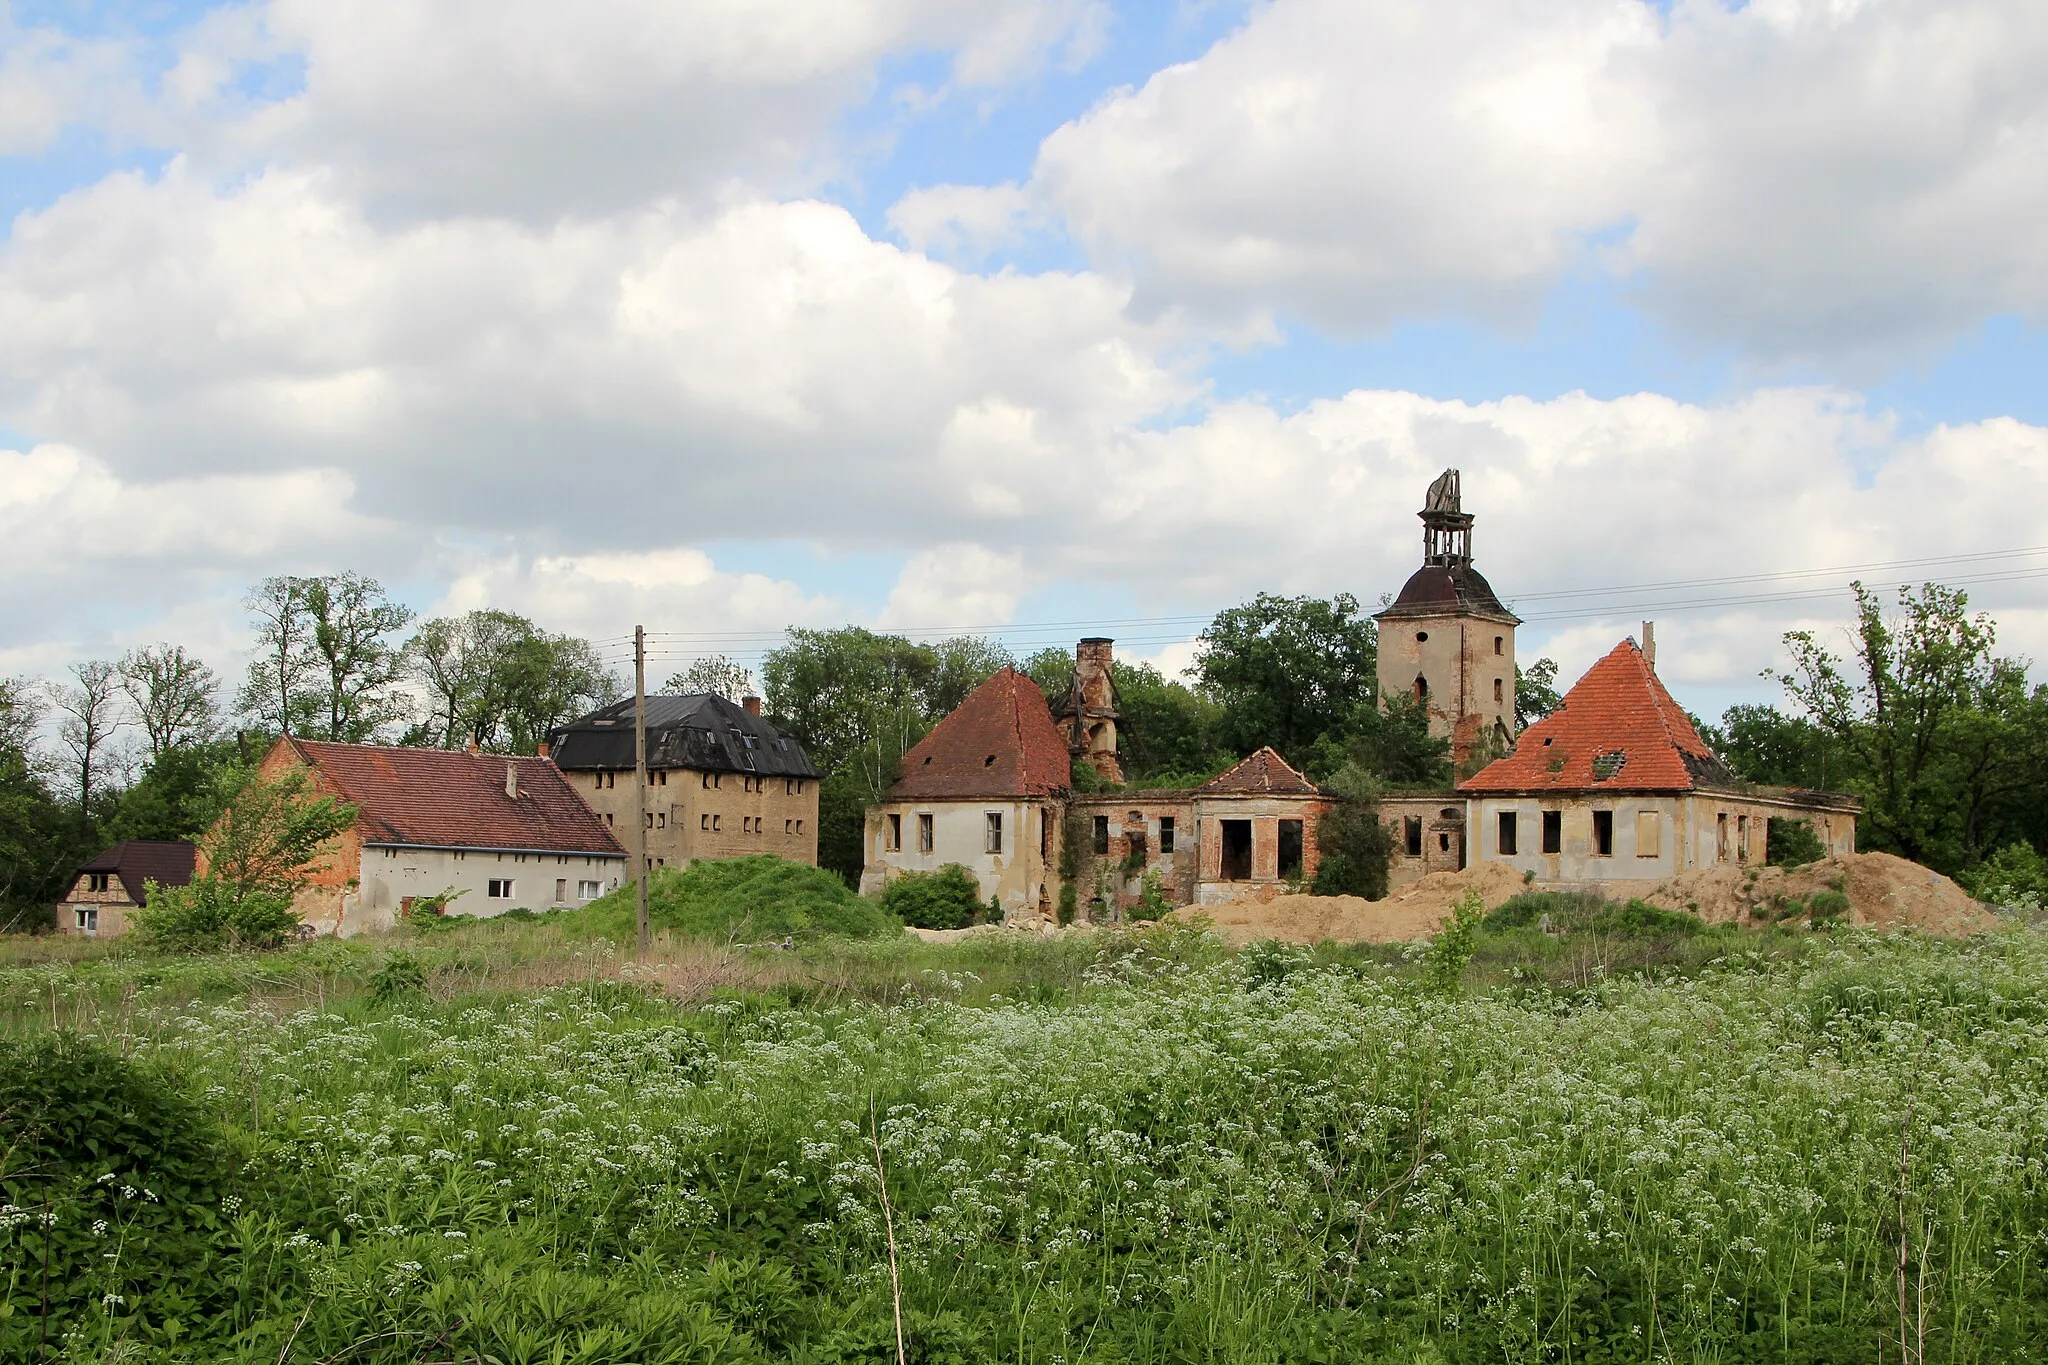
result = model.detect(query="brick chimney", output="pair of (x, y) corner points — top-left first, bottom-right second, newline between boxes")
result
(1641, 621), (1657, 671)
(742, 695), (762, 717)
(535, 740), (550, 759)
(1071, 637), (1123, 784)
(505, 763), (520, 800)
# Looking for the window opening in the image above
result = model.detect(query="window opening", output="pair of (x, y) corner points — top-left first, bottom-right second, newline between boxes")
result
(1093, 816), (1109, 854)
(886, 813), (902, 852)
(555, 878), (568, 902)
(1493, 678), (1504, 703)
(1220, 819), (1253, 881)
(578, 880), (601, 899)
(1278, 820), (1304, 880)
(1592, 810), (1614, 857)
(1413, 674), (1429, 703)
(917, 813), (934, 854)
(1736, 814), (1749, 861)
(1497, 811), (1517, 856)
(1541, 810), (1561, 854)
(1636, 810), (1661, 858)
(1404, 816), (1423, 857)
(1494, 635), (1504, 655)
(1160, 816), (1175, 853)
(75, 907), (99, 933)
(488, 879), (514, 898)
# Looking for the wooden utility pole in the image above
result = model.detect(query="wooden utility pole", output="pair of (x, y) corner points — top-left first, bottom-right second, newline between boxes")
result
(633, 624), (650, 958)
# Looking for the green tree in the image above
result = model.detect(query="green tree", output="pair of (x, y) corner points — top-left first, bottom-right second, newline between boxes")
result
(1515, 657), (1561, 729)
(0, 678), (70, 927)
(107, 738), (245, 844)
(1715, 703), (1845, 789)
(237, 575), (323, 735)
(501, 632), (617, 754)
(1771, 581), (2024, 871)
(1111, 661), (1229, 783)
(1194, 593), (1377, 760)
(117, 643), (219, 759)
(1309, 763), (1394, 900)
(662, 654), (755, 701)
(405, 612), (615, 753)
(305, 572), (415, 741)
(1312, 694), (1451, 788)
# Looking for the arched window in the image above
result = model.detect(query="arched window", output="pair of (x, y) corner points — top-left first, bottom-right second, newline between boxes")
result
(1494, 635), (1504, 655)
(1494, 678), (1504, 703)
(1413, 674), (1429, 703)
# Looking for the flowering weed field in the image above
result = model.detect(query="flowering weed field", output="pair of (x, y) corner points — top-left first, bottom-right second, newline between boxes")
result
(5, 921), (2048, 1362)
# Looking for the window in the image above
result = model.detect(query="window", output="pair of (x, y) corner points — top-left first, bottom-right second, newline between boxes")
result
(1497, 811), (1517, 856)
(1592, 810), (1614, 857)
(885, 813), (902, 851)
(786, 819), (795, 834)
(917, 813), (933, 854)
(1415, 631), (1428, 643)
(647, 812), (655, 828)
(796, 820), (804, 834)
(1636, 810), (1661, 858)
(1093, 815), (1109, 854)
(1493, 678), (1504, 703)
(1160, 817), (1175, 853)
(1717, 812), (1729, 861)
(657, 770), (667, 786)
(1413, 674), (1428, 703)
(984, 812), (1003, 855)
(578, 880), (601, 899)
(592, 773), (603, 790)
(657, 812), (665, 828)
(1737, 814), (1749, 862)
(702, 773), (711, 788)
(604, 813), (614, 826)
(1220, 820), (1253, 881)
(1278, 819), (1304, 880)
(86, 872), (110, 893)
(488, 879), (514, 898)
(75, 906), (98, 934)
(713, 815), (722, 831)
(555, 878), (568, 903)
(1541, 810), (1561, 854)
(700, 813), (711, 830)
(1494, 635), (1504, 655)
(1404, 816), (1423, 857)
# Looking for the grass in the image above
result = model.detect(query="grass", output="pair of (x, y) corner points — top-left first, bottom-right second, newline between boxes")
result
(4, 898), (2046, 1362)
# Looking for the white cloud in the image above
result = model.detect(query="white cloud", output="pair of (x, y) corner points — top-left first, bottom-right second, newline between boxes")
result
(876, 543), (1032, 629)
(0, 16), (137, 154)
(1002, 0), (2048, 359)
(887, 182), (1040, 261)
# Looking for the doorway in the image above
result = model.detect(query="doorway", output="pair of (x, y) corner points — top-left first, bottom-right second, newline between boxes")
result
(1220, 820), (1253, 881)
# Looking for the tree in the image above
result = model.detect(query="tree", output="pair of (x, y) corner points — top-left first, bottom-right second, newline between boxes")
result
(1316, 694), (1452, 788)
(1715, 703), (1844, 790)
(764, 627), (948, 774)
(46, 660), (124, 835)
(1309, 763), (1394, 900)
(1194, 593), (1378, 761)
(305, 572), (414, 741)
(662, 655), (755, 701)
(1020, 647), (1074, 701)
(1110, 661), (1229, 783)
(117, 644), (219, 759)
(0, 679), (70, 926)
(502, 632), (617, 753)
(238, 575), (322, 736)
(108, 738), (245, 844)
(1771, 580), (2020, 870)
(1515, 658), (1561, 730)
(405, 612), (616, 753)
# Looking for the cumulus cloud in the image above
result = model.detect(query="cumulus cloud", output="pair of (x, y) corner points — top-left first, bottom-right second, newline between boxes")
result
(997, 0), (2048, 360)
(876, 543), (1032, 629)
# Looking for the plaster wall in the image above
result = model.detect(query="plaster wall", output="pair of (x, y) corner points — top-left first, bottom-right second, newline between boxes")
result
(572, 767), (819, 868)
(1466, 791), (1858, 884)
(860, 799), (1054, 921)
(1376, 617), (1517, 758)
(347, 847), (627, 934)
(55, 875), (140, 937)
(1191, 796), (1329, 906)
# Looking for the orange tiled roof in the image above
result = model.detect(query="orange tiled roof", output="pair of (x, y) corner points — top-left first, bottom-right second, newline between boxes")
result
(890, 668), (1072, 800)
(1459, 639), (1732, 794)
(1197, 746), (1324, 797)
(287, 740), (625, 855)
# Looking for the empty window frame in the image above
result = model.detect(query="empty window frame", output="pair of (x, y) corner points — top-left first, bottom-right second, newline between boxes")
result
(700, 813), (711, 831)
(885, 812), (902, 852)
(1635, 810), (1661, 858)
(917, 813), (934, 854)
(1736, 814), (1750, 861)
(1220, 819), (1253, 881)
(75, 907), (99, 933)
(1404, 816), (1424, 857)
(1278, 819), (1304, 880)
(1494, 678), (1504, 703)
(1093, 815), (1110, 854)
(86, 872), (111, 893)
(1160, 816), (1176, 854)
(984, 812), (1003, 855)
(1494, 635), (1504, 655)
(1541, 810), (1562, 854)
(1497, 810), (1517, 856)
(796, 820), (804, 834)
(1592, 810), (1614, 857)
(488, 879), (515, 898)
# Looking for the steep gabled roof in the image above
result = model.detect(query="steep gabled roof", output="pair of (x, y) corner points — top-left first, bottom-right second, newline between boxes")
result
(75, 840), (197, 903)
(286, 740), (625, 855)
(1196, 746), (1325, 797)
(889, 668), (1072, 800)
(1459, 639), (1734, 794)
(550, 694), (821, 778)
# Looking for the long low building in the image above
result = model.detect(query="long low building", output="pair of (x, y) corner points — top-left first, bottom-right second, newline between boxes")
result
(265, 738), (628, 935)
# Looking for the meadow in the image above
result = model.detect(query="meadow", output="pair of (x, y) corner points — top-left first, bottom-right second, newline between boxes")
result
(5, 904), (2047, 1363)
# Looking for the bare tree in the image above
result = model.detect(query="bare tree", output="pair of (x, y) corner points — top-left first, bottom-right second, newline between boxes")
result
(118, 644), (219, 759)
(47, 660), (123, 830)
(238, 576), (322, 736)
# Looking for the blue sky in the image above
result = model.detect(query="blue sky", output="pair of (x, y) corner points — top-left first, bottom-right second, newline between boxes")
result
(2, 0), (2045, 722)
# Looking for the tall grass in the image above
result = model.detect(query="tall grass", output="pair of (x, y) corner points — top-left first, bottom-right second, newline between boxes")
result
(5, 920), (2047, 1361)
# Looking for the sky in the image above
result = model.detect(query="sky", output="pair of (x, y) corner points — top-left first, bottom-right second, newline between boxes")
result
(3, 0), (2046, 724)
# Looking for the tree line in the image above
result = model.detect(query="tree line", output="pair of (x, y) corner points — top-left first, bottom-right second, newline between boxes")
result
(6, 573), (2045, 925)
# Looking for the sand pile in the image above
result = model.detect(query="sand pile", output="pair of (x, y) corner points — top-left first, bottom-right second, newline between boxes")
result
(1638, 852), (1996, 936)
(1168, 862), (1529, 946)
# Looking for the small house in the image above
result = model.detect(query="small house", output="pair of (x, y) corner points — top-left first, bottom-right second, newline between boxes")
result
(55, 840), (198, 937)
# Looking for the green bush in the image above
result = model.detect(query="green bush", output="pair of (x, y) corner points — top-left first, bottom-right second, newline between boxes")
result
(0, 1035), (260, 1352)
(1967, 842), (2048, 911)
(1767, 817), (1828, 868)
(581, 855), (897, 942)
(131, 876), (302, 952)
(1310, 768), (1393, 899)
(1483, 891), (1703, 938)
(1057, 882), (1078, 926)
(879, 863), (983, 930)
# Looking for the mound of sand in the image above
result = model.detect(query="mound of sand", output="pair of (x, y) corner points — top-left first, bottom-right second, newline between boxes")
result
(1167, 851), (1995, 946)
(1637, 852), (1996, 936)
(1168, 862), (1530, 946)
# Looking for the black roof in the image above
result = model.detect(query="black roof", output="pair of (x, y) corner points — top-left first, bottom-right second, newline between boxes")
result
(549, 695), (823, 778)
(1374, 564), (1520, 624)
(75, 840), (198, 904)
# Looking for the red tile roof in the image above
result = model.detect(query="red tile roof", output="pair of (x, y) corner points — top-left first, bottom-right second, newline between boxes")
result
(75, 840), (197, 904)
(889, 668), (1072, 800)
(286, 740), (625, 855)
(1459, 639), (1732, 794)
(1197, 746), (1324, 797)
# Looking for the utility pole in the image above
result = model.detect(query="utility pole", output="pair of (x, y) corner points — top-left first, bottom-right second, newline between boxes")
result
(634, 624), (650, 958)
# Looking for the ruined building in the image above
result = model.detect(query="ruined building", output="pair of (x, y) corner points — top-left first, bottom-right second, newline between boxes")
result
(1373, 468), (1520, 768)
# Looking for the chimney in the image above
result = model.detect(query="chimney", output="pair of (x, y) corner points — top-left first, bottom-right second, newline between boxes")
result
(535, 740), (550, 760)
(1641, 621), (1656, 671)
(505, 763), (519, 800)
(1071, 637), (1124, 784)
(742, 695), (762, 717)
(465, 738), (481, 755)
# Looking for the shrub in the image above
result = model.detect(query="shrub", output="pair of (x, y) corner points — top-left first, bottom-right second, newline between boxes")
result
(1767, 817), (1828, 868)
(1057, 882), (1078, 926)
(1421, 889), (1485, 996)
(1128, 869), (1173, 922)
(1484, 891), (1702, 938)
(0, 1035), (254, 1352)
(132, 876), (302, 952)
(879, 864), (983, 930)
(1966, 842), (2048, 911)
(1310, 786), (1393, 899)
(583, 855), (897, 942)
